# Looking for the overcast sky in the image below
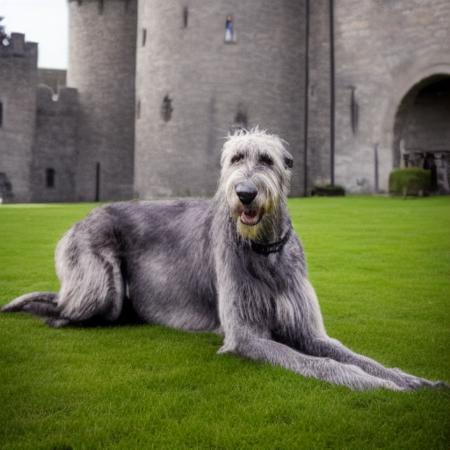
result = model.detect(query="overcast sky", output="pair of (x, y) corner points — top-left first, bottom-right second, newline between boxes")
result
(1, 0), (68, 68)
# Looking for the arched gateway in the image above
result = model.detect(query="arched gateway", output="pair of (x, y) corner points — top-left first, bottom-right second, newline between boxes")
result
(379, 61), (450, 194)
(393, 75), (450, 193)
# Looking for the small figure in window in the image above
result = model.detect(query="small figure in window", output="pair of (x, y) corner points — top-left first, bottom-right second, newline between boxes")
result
(225, 15), (236, 43)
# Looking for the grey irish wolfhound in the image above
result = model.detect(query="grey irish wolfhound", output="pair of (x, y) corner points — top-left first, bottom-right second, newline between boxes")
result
(2, 129), (446, 391)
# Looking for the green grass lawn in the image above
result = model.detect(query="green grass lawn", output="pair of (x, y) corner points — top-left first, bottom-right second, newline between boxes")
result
(0, 197), (449, 449)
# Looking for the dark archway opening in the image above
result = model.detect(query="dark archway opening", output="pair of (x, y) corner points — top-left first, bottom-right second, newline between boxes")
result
(393, 74), (450, 193)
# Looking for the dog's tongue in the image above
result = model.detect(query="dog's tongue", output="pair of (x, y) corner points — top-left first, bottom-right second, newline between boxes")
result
(240, 210), (259, 226)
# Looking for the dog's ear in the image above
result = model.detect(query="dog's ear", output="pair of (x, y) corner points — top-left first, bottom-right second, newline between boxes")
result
(283, 151), (294, 169)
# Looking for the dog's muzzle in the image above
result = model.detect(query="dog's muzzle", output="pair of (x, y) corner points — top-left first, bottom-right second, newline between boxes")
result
(235, 181), (261, 226)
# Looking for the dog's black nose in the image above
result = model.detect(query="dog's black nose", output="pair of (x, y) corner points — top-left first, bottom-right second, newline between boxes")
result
(236, 181), (258, 205)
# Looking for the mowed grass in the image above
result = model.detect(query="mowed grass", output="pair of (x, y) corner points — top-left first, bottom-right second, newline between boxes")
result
(0, 197), (449, 449)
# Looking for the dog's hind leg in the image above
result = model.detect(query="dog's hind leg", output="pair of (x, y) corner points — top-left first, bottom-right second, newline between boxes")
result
(53, 225), (125, 326)
(2, 215), (125, 327)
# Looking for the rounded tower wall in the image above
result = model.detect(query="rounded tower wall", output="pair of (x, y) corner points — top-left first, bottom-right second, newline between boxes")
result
(0, 33), (38, 203)
(135, 0), (306, 198)
(68, 0), (137, 201)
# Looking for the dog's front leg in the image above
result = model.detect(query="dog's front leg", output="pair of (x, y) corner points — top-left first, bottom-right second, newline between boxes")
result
(219, 324), (406, 391)
(306, 337), (447, 390)
(296, 280), (446, 389)
(216, 283), (404, 391)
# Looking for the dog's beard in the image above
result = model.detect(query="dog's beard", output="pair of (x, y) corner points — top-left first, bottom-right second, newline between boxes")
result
(236, 217), (263, 241)
(229, 195), (279, 241)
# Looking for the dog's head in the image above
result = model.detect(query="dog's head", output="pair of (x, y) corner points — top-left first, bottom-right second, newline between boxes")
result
(218, 128), (293, 240)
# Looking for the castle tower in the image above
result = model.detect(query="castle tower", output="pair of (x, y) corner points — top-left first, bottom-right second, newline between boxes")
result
(67, 0), (137, 201)
(0, 33), (38, 202)
(135, 0), (306, 198)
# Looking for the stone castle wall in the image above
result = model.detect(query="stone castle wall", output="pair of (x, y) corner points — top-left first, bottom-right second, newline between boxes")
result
(31, 86), (79, 202)
(67, 0), (137, 201)
(0, 34), (38, 202)
(332, 0), (450, 193)
(135, 0), (306, 199)
(2, 2), (449, 202)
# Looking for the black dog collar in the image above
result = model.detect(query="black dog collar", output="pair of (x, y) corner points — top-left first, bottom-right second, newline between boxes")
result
(250, 227), (292, 256)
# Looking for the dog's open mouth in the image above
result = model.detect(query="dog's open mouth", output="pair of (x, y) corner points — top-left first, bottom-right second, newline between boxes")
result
(240, 209), (262, 226)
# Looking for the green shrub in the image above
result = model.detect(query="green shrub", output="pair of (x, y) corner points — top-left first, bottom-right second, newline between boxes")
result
(311, 184), (346, 196)
(389, 168), (431, 196)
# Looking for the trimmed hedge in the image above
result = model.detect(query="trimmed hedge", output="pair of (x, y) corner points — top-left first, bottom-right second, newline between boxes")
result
(389, 168), (431, 196)
(311, 184), (346, 196)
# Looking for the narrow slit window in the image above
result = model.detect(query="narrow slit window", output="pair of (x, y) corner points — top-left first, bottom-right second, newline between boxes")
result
(98, 0), (104, 14)
(234, 105), (248, 130)
(349, 86), (359, 135)
(46, 168), (55, 188)
(142, 28), (147, 47)
(0, 102), (3, 127)
(161, 95), (173, 122)
(225, 15), (236, 43)
(183, 7), (189, 28)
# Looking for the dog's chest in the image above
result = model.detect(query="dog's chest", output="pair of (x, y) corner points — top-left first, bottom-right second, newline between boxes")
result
(235, 253), (289, 325)
(245, 251), (290, 288)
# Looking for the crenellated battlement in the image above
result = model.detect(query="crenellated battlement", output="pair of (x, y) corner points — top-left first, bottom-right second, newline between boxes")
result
(0, 33), (37, 58)
(68, 0), (136, 13)
(37, 85), (79, 115)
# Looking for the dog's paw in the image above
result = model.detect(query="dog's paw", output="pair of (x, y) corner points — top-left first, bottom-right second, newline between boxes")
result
(217, 344), (234, 355)
(389, 368), (448, 390)
(427, 380), (450, 390)
(44, 317), (70, 328)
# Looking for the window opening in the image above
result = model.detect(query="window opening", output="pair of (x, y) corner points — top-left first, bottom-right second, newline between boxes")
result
(183, 7), (189, 28)
(233, 104), (248, 130)
(46, 168), (55, 188)
(142, 28), (147, 46)
(161, 95), (173, 122)
(349, 86), (359, 134)
(225, 15), (236, 43)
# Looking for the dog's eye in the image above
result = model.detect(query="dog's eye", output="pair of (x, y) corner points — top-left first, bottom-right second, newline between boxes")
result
(230, 153), (244, 164)
(259, 154), (273, 166)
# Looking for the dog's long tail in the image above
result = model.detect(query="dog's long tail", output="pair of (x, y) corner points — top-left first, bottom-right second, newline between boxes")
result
(1, 292), (59, 317)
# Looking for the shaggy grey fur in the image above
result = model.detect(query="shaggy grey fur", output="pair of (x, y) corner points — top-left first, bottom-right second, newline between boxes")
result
(2, 129), (447, 391)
